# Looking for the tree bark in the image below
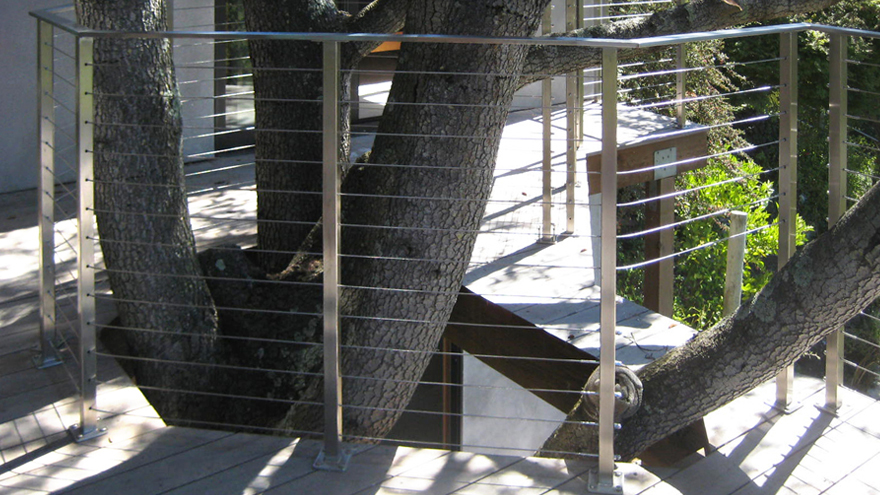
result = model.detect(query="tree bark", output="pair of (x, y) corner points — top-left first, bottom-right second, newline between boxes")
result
(244, 0), (349, 272)
(275, 0), (552, 440)
(244, 0), (406, 272)
(75, 0), (219, 421)
(541, 179), (880, 461)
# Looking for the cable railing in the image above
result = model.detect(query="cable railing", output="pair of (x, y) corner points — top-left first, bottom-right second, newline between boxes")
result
(30, 4), (880, 493)
(828, 30), (880, 404)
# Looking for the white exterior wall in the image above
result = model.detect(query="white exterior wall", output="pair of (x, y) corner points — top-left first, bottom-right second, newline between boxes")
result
(462, 355), (567, 456)
(170, 0), (217, 161)
(1, 1), (71, 194)
(1, 1), (216, 195)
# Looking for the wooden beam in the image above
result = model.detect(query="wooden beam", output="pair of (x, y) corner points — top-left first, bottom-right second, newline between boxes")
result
(586, 130), (708, 195)
(444, 287), (597, 413)
(644, 177), (675, 316)
(444, 286), (710, 464)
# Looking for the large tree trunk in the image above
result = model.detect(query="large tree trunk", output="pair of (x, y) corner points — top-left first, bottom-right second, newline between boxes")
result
(75, 0), (219, 421)
(243, 0), (406, 272)
(275, 0), (551, 440)
(244, 0), (352, 272)
(541, 179), (880, 461)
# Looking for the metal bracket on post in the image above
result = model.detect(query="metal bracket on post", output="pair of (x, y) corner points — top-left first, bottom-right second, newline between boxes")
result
(315, 40), (349, 473)
(68, 423), (106, 443)
(821, 32), (848, 415)
(588, 467), (624, 494)
(773, 31), (800, 415)
(35, 19), (63, 370)
(594, 46), (622, 495)
(313, 446), (353, 472)
(75, 35), (105, 442)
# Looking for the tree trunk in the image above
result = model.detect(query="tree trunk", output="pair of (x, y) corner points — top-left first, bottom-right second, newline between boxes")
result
(541, 179), (880, 461)
(243, 0), (407, 272)
(275, 0), (552, 440)
(75, 0), (219, 421)
(243, 0), (354, 272)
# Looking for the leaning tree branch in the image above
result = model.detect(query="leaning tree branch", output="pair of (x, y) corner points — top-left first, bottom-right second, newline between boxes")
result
(541, 177), (880, 461)
(343, 0), (409, 66)
(520, 0), (840, 86)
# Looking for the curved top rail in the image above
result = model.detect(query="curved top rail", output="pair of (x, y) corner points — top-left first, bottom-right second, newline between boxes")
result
(629, 22), (813, 48)
(815, 24), (880, 40)
(27, 6), (860, 50)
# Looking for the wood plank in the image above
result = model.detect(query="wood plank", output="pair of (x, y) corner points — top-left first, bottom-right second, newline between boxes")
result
(160, 442), (316, 495)
(59, 431), (290, 495)
(0, 349), (41, 378)
(586, 129), (708, 195)
(2, 428), (231, 493)
(445, 287), (597, 413)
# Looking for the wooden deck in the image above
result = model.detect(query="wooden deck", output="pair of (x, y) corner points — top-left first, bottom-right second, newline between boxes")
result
(3, 105), (880, 493)
(3, 308), (880, 495)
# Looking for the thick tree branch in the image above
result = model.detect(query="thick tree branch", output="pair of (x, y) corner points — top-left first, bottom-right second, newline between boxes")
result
(346, 0), (407, 34)
(343, 0), (409, 66)
(521, 0), (840, 85)
(541, 178), (880, 461)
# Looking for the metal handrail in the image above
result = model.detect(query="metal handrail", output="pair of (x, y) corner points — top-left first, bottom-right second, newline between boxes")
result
(32, 6), (817, 49)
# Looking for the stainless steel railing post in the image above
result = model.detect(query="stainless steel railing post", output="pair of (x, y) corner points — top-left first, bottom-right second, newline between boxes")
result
(775, 31), (799, 412)
(564, 0), (583, 234)
(589, 45), (623, 495)
(540, 6), (555, 244)
(314, 39), (350, 472)
(675, 0), (687, 129)
(824, 32), (848, 414)
(72, 35), (104, 441)
(36, 19), (63, 370)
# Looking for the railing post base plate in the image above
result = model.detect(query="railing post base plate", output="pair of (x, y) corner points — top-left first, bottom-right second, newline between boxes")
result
(33, 349), (63, 370)
(588, 466), (624, 494)
(68, 423), (106, 443)
(816, 402), (843, 417)
(768, 399), (803, 415)
(313, 446), (352, 472)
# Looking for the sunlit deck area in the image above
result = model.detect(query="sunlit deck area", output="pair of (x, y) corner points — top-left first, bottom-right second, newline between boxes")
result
(3, 286), (880, 495)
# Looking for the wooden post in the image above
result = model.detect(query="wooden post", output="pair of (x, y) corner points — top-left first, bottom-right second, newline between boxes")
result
(644, 177), (675, 317)
(723, 212), (748, 317)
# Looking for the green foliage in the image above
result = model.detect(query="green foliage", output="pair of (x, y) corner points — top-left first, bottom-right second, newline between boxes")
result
(615, 37), (813, 329)
(674, 156), (811, 327)
(723, 0), (880, 234)
(717, 1), (880, 392)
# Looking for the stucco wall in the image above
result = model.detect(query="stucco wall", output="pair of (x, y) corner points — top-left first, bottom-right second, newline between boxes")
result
(0, 1), (71, 194)
(1, 1), (215, 195)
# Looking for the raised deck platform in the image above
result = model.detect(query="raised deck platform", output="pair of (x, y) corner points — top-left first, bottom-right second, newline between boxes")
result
(5, 95), (877, 494)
